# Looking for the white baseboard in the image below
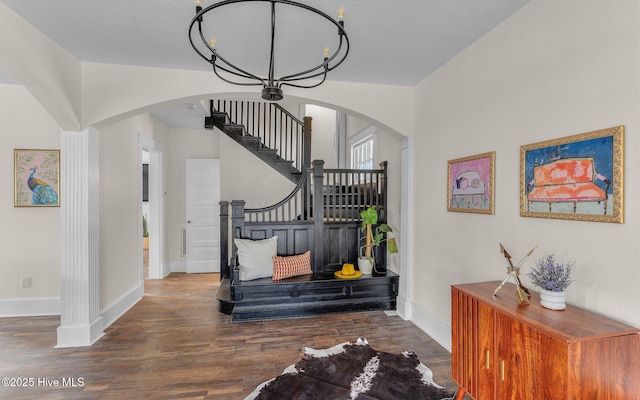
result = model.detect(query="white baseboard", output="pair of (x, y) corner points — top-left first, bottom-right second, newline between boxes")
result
(395, 295), (411, 320)
(0, 297), (61, 317)
(56, 316), (104, 348)
(407, 301), (452, 353)
(171, 260), (186, 273)
(100, 283), (144, 329)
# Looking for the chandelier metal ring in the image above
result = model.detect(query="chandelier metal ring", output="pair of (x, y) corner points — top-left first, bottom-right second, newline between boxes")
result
(189, 0), (350, 101)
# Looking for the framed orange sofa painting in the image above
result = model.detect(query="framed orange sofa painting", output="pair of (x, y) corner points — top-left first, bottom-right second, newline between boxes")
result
(447, 151), (495, 214)
(520, 126), (623, 223)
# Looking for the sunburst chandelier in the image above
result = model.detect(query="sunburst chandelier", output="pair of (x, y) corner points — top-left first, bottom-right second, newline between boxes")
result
(189, 0), (350, 101)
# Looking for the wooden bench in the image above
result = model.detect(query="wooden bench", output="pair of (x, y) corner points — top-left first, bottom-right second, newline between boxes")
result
(216, 161), (398, 322)
(527, 157), (610, 214)
(224, 221), (397, 322)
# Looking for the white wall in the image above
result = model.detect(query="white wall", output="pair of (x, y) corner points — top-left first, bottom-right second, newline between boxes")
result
(219, 133), (296, 209)
(0, 2), (81, 130)
(412, 0), (640, 344)
(0, 85), (61, 309)
(99, 113), (166, 310)
(376, 128), (403, 272)
(306, 105), (337, 168)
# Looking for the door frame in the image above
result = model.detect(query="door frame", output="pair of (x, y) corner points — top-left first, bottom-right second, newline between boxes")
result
(138, 134), (165, 281)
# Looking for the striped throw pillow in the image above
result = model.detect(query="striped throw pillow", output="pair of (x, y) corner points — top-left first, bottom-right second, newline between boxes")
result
(272, 251), (312, 281)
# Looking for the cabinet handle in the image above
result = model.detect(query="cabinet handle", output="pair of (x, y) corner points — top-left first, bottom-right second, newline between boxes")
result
(500, 360), (505, 381)
(485, 350), (490, 369)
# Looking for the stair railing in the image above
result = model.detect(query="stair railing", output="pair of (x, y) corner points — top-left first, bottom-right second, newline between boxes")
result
(219, 160), (388, 278)
(322, 161), (388, 222)
(239, 160), (387, 224)
(243, 168), (313, 223)
(212, 100), (312, 171)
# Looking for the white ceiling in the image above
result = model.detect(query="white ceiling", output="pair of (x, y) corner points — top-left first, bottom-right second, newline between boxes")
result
(1, 0), (529, 127)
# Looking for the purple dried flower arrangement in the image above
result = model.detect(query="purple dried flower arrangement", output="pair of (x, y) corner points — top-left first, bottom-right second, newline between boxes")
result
(527, 254), (574, 292)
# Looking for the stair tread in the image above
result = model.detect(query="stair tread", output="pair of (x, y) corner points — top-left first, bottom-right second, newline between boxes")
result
(234, 297), (394, 310)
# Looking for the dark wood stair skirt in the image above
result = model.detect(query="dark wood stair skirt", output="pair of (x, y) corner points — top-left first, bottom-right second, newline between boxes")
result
(215, 271), (399, 323)
(215, 277), (234, 315)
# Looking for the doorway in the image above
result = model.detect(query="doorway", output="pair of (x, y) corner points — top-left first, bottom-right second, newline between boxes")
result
(139, 135), (165, 282)
(142, 151), (150, 279)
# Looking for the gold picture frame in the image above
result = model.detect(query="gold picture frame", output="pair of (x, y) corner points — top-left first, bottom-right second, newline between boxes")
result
(447, 151), (495, 214)
(14, 149), (60, 207)
(520, 126), (623, 223)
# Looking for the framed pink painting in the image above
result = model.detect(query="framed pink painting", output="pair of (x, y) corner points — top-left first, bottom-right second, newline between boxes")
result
(447, 151), (495, 214)
(14, 149), (60, 207)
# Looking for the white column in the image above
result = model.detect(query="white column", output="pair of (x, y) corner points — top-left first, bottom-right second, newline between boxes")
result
(397, 136), (414, 320)
(56, 128), (103, 348)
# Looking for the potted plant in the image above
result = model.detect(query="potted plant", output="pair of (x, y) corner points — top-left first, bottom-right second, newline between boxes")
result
(527, 254), (574, 310)
(358, 206), (397, 274)
(143, 215), (149, 250)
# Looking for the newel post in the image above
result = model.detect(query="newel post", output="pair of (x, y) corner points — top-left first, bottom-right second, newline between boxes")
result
(302, 116), (312, 169)
(312, 160), (324, 271)
(219, 201), (229, 280)
(379, 161), (388, 222)
(230, 200), (245, 284)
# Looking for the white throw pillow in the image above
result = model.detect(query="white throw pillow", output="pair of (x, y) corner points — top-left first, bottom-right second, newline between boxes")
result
(235, 236), (278, 281)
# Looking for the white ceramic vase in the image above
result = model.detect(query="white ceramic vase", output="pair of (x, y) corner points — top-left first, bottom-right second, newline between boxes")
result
(539, 289), (566, 310)
(357, 257), (373, 274)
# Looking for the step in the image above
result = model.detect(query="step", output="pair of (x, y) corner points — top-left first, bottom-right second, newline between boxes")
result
(223, 124), (246, 136)
(211, 112), (229, 126)
(231, 271), (398, 322)
(232, 297), (396, 322)
(238, 135), (261, 148)
(256, 147), (278, 160)
(274, 159), (294, 168)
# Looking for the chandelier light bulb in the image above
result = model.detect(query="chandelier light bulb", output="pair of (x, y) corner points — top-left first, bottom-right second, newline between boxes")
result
(209, 38), (216, 48)
(324, 47), (329, 58)
(339, 8), (344, 20)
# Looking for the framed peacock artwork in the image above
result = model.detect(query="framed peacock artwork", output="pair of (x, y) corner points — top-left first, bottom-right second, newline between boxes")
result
(14, 149), (60, 207)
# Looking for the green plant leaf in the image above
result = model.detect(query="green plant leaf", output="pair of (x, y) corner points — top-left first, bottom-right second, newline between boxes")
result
(378, 223), (392, 233)
(387, 238), (398, 254)
(359, 206), (378, 225)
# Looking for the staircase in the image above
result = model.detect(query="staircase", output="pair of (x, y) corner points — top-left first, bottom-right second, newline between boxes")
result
(216, 161), (392, 321)
(204, 100), (311, 183)
(208, 100), (396, 321)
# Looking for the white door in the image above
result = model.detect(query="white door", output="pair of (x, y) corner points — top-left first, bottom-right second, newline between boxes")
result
(186, 159), (220, 273)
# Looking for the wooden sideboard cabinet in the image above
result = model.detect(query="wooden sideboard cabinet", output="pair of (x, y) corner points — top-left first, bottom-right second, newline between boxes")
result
(451, 281), (640, 400)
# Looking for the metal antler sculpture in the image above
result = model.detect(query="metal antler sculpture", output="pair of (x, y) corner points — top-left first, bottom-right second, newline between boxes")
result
(493, 243), (536, 304)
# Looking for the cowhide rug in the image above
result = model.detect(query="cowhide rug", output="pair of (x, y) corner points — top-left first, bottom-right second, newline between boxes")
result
(245, 337), (455, 400)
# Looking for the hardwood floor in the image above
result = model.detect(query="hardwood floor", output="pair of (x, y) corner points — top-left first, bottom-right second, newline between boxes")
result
(0, 273), (461, 399)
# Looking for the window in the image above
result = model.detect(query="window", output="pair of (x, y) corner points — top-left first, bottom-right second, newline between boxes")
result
(349, 125), (376, 170)
(351, 136), (374, 169)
